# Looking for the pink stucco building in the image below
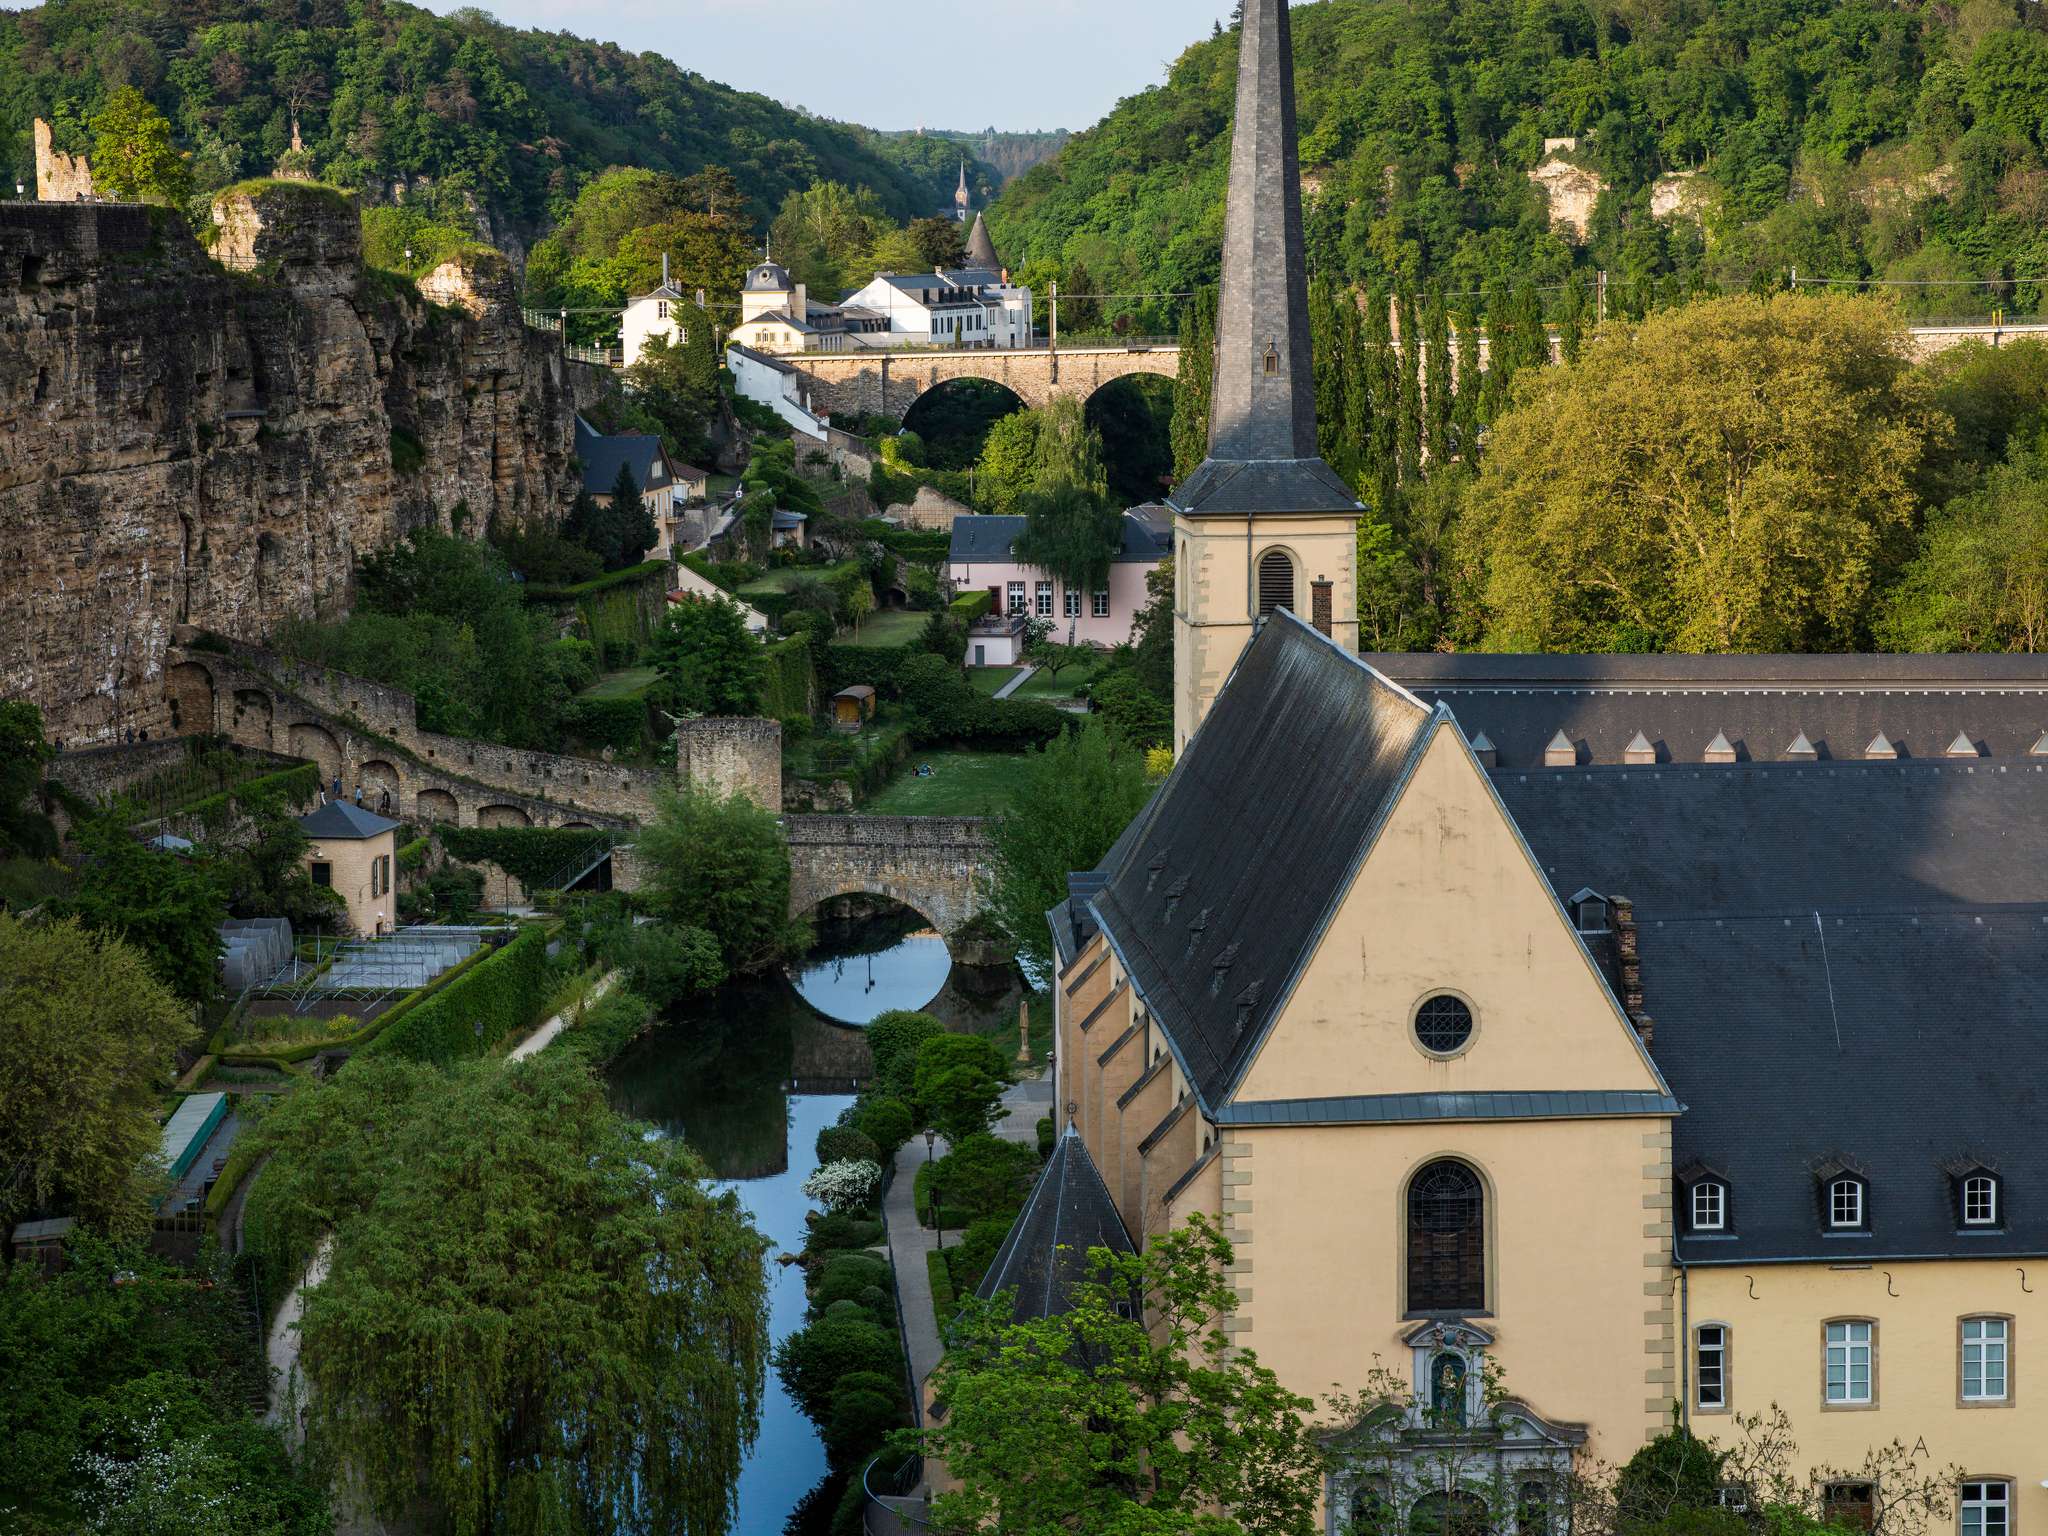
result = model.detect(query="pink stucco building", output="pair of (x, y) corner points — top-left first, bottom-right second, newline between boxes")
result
(945, 506), (1169, 666)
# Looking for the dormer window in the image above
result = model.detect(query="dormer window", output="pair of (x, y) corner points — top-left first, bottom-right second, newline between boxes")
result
(1570, 889), (1610, 935)
(1827, 1176), (1867, 1231)
(1960, 1171), (2001, 1229)
(1690, 1179), (1728, 1233)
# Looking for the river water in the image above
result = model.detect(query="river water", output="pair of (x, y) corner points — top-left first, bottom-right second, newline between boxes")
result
(604, 910), (1024, 1534)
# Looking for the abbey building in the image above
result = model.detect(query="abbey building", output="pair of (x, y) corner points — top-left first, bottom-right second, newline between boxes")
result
(1022, 0), (2048, 1530)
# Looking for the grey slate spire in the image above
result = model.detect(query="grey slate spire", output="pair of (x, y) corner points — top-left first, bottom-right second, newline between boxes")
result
(1171, 0), (1359, 517)
(965, 211), (1001, 270)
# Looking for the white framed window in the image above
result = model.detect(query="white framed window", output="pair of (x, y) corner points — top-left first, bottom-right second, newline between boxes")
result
(1961, 1318), (2008, 1402)
(1092, 589), (1110, 618)
(1826, 1321), (1874, 1405)
(1696, 1324), (1728, 1410)
(1036, 581), (1053, 617)
(656, 299), (667, 318)
(1961, 1482), (2010, 1536)
(1963, 1175), (1998, 1227)
(1829, 1178), (1865, 1229)
(1692, 1180), (1726, 1232)
(1006, 581), (1025, 615)
(1063, 588), (1080, 618)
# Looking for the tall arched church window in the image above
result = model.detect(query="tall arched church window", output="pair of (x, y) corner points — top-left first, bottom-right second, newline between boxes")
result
(1257, 549), (1295, 615)
(1408, 1159), (1486, 1313)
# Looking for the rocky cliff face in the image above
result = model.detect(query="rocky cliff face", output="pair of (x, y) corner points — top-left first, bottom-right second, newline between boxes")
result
(0, 185), (583, 747)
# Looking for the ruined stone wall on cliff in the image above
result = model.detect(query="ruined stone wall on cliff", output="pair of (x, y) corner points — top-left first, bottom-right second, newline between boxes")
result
(0, 186), (581, 748)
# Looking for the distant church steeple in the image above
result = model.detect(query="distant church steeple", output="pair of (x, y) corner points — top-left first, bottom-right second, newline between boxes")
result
(1168, 0), (1363, 751)
(954, 158), (971, 222)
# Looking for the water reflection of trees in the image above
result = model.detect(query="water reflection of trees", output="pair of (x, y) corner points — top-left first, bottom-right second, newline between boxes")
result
(608, 980), (801, 1180)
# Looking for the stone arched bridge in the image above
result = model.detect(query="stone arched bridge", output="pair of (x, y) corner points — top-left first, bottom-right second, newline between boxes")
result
(783, 814), (993, 940)
(794, 345), (1178, 419)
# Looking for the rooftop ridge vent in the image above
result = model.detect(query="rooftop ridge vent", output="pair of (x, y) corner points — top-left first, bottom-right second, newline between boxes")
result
(1866, 732), (1897, 760)
(1786, 731), (1817, 758)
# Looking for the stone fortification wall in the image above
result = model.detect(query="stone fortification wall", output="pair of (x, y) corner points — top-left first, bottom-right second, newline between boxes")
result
(162, 644), (660, 827)
(0, 190), (583, 748)
(674, 717), (782, 811)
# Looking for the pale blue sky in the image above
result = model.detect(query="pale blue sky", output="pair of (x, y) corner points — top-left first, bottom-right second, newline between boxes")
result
(427, 0), (1234, 133)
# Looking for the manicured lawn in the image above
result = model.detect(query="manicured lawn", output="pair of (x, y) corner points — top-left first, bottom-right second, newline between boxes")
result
(839, 609), (929, 648)
(577, 667), (661, 700)
(865, 750), (1038, 816)
(967, 666), (1022, 695)
(1012, 664), (1097, 700)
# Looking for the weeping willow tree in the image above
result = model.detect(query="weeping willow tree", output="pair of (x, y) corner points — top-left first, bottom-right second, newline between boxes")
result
(245, 1053), (769, 1536)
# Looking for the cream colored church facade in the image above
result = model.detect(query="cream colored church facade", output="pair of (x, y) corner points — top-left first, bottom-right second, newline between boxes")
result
(1025, 0), (2048, 1530)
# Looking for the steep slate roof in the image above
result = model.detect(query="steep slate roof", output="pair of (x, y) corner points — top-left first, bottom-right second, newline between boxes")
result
(296, 800), (400, 840)
(948, 511), (1169, 567)
(975, 1129), (1135, 1322)
(1496, 760), (2048, 1262)
(1090, 613), (1434, 1107)
(966, 211), (1001, 269)
(1365, 652), (2048, 768)
(574, 417), (669, 497)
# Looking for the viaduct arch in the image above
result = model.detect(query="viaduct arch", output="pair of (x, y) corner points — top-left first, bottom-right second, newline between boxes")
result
(782, 815), (994, 947)
(792, 345), (1178, 420)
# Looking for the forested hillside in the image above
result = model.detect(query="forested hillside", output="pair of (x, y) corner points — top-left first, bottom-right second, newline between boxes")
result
(0, 0), (996, 238)
(988, 0), (2048, 328)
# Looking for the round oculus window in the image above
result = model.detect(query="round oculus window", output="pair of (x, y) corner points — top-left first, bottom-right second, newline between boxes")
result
(1414, 994), (1474, 1055)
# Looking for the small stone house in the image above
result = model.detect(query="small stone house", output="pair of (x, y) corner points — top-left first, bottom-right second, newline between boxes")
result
(830, 686), (876, 732)
(297, 800), (400, 937)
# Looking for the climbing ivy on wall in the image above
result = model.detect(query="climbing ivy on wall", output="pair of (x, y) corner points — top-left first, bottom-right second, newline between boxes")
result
(436, 826), (617, 893)
(760, 634), (817, 722)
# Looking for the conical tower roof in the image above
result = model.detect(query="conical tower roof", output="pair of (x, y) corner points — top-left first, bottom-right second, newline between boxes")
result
(1170, 0), (1358, 518)
(965, 211), (1000, 270)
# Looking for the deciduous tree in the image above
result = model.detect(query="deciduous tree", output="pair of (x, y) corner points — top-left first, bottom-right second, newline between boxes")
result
(924, 1212), (1323, 1535)
(634, 784), (808, 972)
(90, 86), (190, 206)
(0, 915), (191, 1238)
(651, 595), (766, 717)
(1458, 294), (1941, 652)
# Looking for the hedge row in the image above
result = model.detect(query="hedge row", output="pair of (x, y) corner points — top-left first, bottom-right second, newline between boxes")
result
(544, 984), (656, 1069)
(761, 633), (817, 721)
(819, 642), (923, 699)
(215, 936), (503, 1067)
(948, 589), (992, 623)
(522, 559), (668, 602)
(169, 761), (323, 832)
(361, 924), (556, 1064)
(862, 519), (952, 563)
(926, 1248), (957, 1332)
(436, 825), (616, 892)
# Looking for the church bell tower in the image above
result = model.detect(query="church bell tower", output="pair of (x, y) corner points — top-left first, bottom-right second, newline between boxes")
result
(1168, 0), (1363, 753)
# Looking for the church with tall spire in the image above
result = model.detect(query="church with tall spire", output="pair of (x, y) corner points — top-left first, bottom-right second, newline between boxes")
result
(1168, 0), (1363, 751)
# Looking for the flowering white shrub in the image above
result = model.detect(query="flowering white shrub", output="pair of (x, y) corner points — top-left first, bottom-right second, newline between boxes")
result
(802, 1157), (882, 1213)
(75, 1406), (238, 1536)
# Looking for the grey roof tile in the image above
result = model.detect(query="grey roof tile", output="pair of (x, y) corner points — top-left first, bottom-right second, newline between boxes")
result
(974, 1130), (1135, 1322)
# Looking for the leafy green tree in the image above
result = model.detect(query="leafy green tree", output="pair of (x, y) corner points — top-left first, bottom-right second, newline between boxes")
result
(866, 1010), (945, 1097)
(1423, 286), (1453, 468)
(617, 922), (726, 1009)
(650, 595), (766, 717)
(0, 1237), (325, 1531)
(773, 1314), (900, 1424)
(975, 410), (1043, 515)
(0, 914), (191, 1239)
(243, 1053), (769, 1536)
(622, 324), (720, 467)
(923, 1212), (1322, 1535)
(925, 1133), (1037, 1223)
(1012, 397), (1121, 596)
(770, 180), (889, 296)
(89, 86), (190, 206)
(912, 1033), (1008, 1144)
(909, 215), (966, 269)
(1459, 294), (1941, 652)
(212, 792), (345, 932)
(602, 462), (656, 570)
(845, 579), (875, 639)
(634, 784), (808, 972)
(0, 698), (54, 858)
(989, 723), (1152, 969)
(1090, 670), (1172, 750)
(1879, 451), (2048, 652)
(59, 819), (223, 1002)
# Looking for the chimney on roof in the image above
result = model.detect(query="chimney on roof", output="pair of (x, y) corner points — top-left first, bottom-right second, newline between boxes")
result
(1611, 896), (1654, 1047)
(1311, 576), (1333, 636)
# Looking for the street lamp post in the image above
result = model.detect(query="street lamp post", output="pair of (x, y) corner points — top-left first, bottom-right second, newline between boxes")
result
(924, 1126), (942, 1250)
